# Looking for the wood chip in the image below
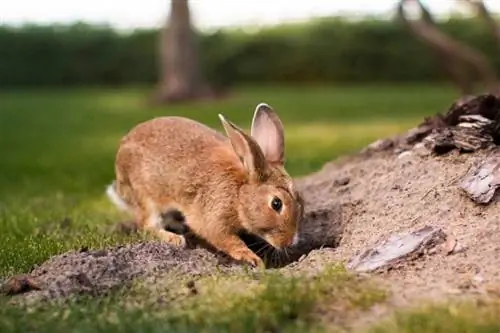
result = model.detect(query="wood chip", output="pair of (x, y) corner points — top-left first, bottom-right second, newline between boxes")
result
(347, 225), (447, 273)
(2, 275), (42, 295)
(458, 114), (493, 126)
(460, 152), (500, 204)
(444, 238), (457, 255)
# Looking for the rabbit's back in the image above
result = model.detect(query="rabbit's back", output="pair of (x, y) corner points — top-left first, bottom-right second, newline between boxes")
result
(116, 116), (242, 209)
(121, 116), (228, 155)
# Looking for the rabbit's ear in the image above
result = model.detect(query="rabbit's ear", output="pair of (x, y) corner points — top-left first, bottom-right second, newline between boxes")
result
(219, 114), (268, 180)
(250, 103), (285, 165)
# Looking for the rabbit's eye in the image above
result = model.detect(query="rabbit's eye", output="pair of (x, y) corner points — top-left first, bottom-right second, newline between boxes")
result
(270, 197), (283, 213)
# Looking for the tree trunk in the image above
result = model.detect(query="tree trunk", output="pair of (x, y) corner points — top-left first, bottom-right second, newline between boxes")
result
(397, 0), (498, 95)
(463, 0), (500, 96)
(464, 0), (500, 45)
(152, 0), (213, 104)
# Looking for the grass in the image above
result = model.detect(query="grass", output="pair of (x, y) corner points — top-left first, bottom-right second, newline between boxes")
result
(0, 265), (386, 333)
(0, 83), (469, 331)
(370, 300), (500, 333)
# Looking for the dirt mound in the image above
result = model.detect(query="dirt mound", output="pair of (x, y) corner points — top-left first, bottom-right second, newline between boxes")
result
(5, 93), (500, 308)
(296, 93), (500, 303)
(297, 147), (500, 302)
(5, 243), (230, 304)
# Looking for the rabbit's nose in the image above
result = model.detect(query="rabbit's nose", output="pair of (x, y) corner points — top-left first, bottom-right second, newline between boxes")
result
(283, 232), (299, 248)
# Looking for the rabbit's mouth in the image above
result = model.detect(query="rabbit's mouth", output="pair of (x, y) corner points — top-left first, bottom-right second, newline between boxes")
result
(264, 230), (299, 249)
(238, 229), (305, 269)
(238, 230), (275, 251)
(264, 237), (291, 250)
(238, 229), (297, 251)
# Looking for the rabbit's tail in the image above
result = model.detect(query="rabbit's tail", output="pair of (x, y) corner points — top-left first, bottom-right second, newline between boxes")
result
(106, 180), (130, 211)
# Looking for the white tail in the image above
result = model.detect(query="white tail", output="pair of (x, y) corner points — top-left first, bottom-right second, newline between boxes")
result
(105, 181), (130, 211)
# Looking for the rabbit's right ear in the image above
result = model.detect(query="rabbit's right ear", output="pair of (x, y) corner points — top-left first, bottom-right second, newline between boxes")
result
(219, 114), (268, 181)
(250, 103), (285, 165)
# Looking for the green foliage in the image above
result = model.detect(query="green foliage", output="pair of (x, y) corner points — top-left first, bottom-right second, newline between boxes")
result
(0, 23), (158, 86)
(370, 300), (500, 333)
(0, 266), (385, 333)
(1, 17), (499, 87)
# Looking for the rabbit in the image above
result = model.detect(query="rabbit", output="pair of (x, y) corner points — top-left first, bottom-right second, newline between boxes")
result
(106, 103), (304, 267)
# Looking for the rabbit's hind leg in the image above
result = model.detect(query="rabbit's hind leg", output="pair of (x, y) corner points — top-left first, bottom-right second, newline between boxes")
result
(136, 198), (186, 247)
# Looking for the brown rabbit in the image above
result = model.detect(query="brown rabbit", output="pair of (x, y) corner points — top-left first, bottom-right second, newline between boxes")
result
(106, 103), (303, 267)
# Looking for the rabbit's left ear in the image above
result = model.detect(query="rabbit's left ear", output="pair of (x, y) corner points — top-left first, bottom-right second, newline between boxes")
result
(219, 114), (268, 181)
(250, 103), (285, 165)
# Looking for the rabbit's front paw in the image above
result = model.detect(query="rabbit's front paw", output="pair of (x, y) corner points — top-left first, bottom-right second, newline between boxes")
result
(233, 249), (264, 268)
(157, 230), (186, 247)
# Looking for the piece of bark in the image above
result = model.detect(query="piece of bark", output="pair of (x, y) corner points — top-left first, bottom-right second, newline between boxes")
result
(453, 127), (493, 152)
(444, 238), (458, 255)
(424, 124), (494, 154)
(2, 275), (42, 295)
(457, 115), (493, 128)
(355, 94), (500, 159)
(460, 152), (500, 203)
(441, 94), (500, 126)
(347, 226), (447, 273)
(402, 94), (500, 154)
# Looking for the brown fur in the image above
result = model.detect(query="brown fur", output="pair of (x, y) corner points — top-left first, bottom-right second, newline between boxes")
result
(111, 104), (302, 267)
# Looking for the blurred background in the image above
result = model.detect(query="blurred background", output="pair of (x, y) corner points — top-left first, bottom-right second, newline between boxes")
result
(1, 0), (500, 274)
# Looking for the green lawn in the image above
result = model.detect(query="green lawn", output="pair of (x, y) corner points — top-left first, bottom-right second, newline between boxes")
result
(1, 83), (480, 332)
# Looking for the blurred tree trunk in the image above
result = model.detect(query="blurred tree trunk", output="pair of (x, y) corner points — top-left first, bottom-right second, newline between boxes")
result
(463, 0), (500, 96)
(397, 0), (497, 95)
(152, 0), (213, 104)
(464, 0), (500, 45)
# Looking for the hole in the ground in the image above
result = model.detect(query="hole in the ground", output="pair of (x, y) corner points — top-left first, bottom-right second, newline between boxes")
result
(493, 134), (500, 146)
(434, 144), (455, 155)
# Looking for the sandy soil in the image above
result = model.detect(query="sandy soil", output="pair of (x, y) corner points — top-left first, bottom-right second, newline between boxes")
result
(297, 147), (500, 302)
